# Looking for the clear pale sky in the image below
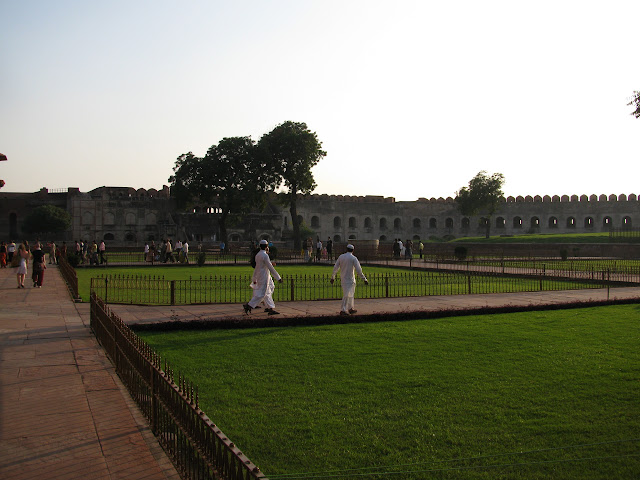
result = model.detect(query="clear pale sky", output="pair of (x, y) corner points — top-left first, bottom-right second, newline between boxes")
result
(1, 1), (638, 201)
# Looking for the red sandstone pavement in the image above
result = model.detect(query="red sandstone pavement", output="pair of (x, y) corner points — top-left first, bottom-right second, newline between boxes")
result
(0, 266), (179, 480)
(2, 265), (640, 480)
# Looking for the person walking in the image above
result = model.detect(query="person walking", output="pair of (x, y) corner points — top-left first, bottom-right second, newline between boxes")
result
(16, 241), (30, 288)
(165, 239), (175, 263)
(31, 242), (46, 287)
(182, 241), (189, 264)
(405, 239), (413, 260)
(99, 240), (106, 264)
(7, 240), (16, 264)
(330, 244), (368, 315)
(326, 237), (333, 261)
(82, 240), (89, 264)
(243, 240), (282, 315)
(90, 240), (99, 265)
(49, 240), (57, 264)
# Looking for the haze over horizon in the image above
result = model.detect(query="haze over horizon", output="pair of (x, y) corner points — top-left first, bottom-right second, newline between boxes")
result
(1, 1), (638, 201)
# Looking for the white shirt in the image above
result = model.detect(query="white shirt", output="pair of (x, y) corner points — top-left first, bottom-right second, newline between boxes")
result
(251, 249), (281, 297)
(331, 252), (367, 285)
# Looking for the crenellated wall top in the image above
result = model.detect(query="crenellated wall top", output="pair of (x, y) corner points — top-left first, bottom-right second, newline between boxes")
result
(503, 193), (638, 203)
(38, 187), (639, 204)
(306, 192), (639, 204)
(85, 185), (171, 199)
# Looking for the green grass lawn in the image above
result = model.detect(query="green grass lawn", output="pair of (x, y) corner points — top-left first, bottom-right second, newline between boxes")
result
(78, 264), (598, 304)
(77, 264), (336, 301)
(449, 232), (614, 244)
(472, 258), (640, 272)
(138, 305), (640, 479)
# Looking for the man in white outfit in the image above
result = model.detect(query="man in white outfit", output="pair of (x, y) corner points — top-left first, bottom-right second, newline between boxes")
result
(244, 240), (283, 315)
(330, 244), (368, 315)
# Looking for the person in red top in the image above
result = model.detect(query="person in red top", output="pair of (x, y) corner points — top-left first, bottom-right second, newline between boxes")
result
(0, 241), (6, 268)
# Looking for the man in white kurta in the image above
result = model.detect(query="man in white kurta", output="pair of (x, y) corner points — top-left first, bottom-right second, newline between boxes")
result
(330, 244), (368, 315)
(244, 240), (282, 315)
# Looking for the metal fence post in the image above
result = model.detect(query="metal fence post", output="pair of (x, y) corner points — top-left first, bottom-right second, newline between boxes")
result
(290, 278), (295, 302)
(170, 280), (175, 305)
(150, 364), (157, 435)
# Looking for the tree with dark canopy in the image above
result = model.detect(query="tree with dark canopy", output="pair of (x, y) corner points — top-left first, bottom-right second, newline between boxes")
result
(169, 151), (200, 209)
(455, 171), (505, 239)
(169, 137), (279, 247)
(258, 121), (326, 250)
(22, 205), (72, 236)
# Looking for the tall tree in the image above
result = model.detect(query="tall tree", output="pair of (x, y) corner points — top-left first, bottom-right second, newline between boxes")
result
(22, 205), (72, 236)
(455, 171), (505, 238)
(169, 138), (278, 247)
(169, 152), (201, 209)
(258, 121), (326, 250)
(201, 136), (278, 246)
(629, 91), (640, 119)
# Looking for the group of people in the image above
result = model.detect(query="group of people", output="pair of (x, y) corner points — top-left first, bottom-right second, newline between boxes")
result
(0, 239), (51, 288)
(243, 241), (367, 316)
(73, 240), (106, 265)
(304, 236), (334, 262)
(392, 238), (424, 259)
(144, 239), (189, 264)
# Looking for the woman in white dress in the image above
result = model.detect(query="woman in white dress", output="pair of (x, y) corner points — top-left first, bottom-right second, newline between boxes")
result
(16, 241), (29, 288)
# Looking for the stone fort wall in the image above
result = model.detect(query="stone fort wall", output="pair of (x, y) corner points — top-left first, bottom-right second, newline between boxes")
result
(1, 187), (638, 245)
(288, 193), (640, 244)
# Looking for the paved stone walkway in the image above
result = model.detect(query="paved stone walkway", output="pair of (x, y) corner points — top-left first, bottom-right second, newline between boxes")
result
(0, 265), (179, 480)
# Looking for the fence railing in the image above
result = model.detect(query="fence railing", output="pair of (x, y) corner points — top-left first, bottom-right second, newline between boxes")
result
(609, 227), (640, 242)
(373, 258), (640, 276)
(58, 255), (80, 300)
(89, 293), (269, 480)
(72, 249), (315, 267)
(71, 243), (640, 268)
(89, 267), (638, 306)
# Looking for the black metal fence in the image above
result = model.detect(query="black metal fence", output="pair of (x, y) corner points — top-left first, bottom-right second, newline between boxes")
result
(58, 255), (80, 300)
(610, 228), (640, 242)
(89, 266), (638, 306)
(89, 293), (269, 480)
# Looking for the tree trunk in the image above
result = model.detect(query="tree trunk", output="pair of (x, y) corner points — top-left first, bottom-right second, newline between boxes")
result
(290, 189), (301, 250)
(219, 212), (228, 251)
